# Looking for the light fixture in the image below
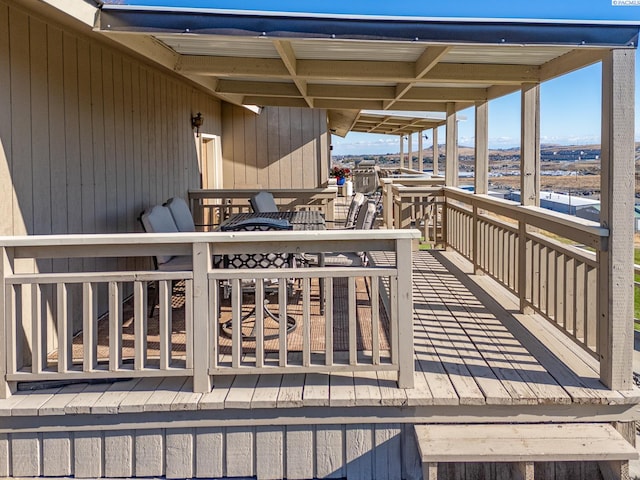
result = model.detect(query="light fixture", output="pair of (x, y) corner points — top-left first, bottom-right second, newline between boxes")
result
(191, 112), (204, 135)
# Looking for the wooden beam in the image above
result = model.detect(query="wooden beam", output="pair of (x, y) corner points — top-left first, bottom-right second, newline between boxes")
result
(408, 133), (413, 170)
(307, 84), (396, 100)
(414, 46), (451, 78)
(418, 130), (423, 171)
(176, 56), (290, 77)
(540, 48), (606, 83)
(298, 60), (539, 83)
(313, 99), (384, 110)
(216, 80), (301, 97)
(273, 40), (313, 107)
(242, 96), (309, 108)
(445, 103), (458, 187)
(598, 49), (635, 390)
(474, 101), (489, 195)
(432, 127), (439, 176)
(402, 87), (488, 102)
(520, 83), (541, 206)
(519, 83), (540, 314)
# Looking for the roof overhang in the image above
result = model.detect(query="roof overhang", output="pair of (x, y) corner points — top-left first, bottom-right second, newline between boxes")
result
(93, 5), (640, 135)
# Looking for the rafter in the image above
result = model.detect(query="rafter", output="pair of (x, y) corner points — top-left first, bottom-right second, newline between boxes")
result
(385, 46), (451, 110)
(539, 48), (605, 82)
(178, 56), (540, 85)
(216, 79), (301, 97)
(273, 40), (313, 107)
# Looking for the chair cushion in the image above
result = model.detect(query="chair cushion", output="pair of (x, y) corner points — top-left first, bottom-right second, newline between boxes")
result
(303, 251), (363, 267)
(165, 197), (196, 232)
(140, 205), (179, 264)
(157, 255), (192, 271)
(249, 191), (279, 213)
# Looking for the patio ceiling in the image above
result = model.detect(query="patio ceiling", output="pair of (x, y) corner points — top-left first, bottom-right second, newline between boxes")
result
(96, 6), (638, 136)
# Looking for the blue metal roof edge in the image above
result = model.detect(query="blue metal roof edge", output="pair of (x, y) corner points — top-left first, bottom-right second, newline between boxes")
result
(98, 6), (640, 47)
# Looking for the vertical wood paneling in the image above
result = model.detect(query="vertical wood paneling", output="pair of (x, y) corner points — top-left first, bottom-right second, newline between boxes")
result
(11, 433), (40, 477)
(104, 431), (133, 478)
(346, 426), (374, 480)
(220, 105), (326, 190)
(74, 431), (102, 478)
(286, 426), (314, 479)
(316, 425), (344, 479)
(195, 427), (223, 478)
(42, 432), (71, 477)
(0, 3), (13, 236)
(165, 428), (194, 479)
(135, 429), (164, 477)
(9, 8), (32, 236)
(226, 427), (254, 478)
(32, 17), (54, 231)
(0, 433), (8, 477)
(256, 426), (284, 480)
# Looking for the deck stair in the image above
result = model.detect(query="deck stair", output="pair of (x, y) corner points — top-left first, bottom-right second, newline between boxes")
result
(414, 423), (638, 480)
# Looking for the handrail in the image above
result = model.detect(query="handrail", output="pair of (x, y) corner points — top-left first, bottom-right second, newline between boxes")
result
(188, 187), (338, 229)
(0, 228), (419, 396)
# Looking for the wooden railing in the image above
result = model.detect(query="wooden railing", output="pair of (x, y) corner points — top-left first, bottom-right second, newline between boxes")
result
(380, 179), (445, 230)
(188, 188), (338, 230)
(443, 188), (607, 358)
(0, 229), (418, 396)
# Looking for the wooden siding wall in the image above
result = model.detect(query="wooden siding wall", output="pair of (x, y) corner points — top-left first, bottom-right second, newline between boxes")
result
(0, 2), (221, 350)
(0, 1), (221, 239)
(221, 103), (328, 189)
(0, 422), (419, 480)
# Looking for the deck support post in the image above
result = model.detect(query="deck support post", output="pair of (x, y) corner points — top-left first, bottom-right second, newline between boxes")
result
(382, 178), (393, 228)
(418, 130), (424, 171)
(432, 127), (439, 176)
(598, 49), (635, 390)
(473, 101), (489, 274)
(0, 247), (14, 398)
(445, 103), (458, 187)
(518, 83), (540, 313)
(399, 134), (404, 169)
(407, 133), (413, 170)
(396, 238), (414, 388)
(192, 242), (212, 393)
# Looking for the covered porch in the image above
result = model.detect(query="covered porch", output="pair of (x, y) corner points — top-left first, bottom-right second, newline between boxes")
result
(0, 0), (639, 478)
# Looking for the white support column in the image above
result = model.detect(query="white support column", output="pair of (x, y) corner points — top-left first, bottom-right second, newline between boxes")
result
(418, 130), (424, 171)
(598, 49), (635, 390)
(432, 127), (439, 176)
(518, 83), (540, 314)
(407, 133), (413, 170)
(399, 135), (404, 169)
(445, 103), (458, 187)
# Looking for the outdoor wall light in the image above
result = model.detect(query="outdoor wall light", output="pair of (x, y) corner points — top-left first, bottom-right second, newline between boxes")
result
(191, 112), (204, 135)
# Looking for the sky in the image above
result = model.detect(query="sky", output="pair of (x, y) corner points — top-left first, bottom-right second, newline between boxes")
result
(332, 51), (640, 155)
(110, 0), (640, 154)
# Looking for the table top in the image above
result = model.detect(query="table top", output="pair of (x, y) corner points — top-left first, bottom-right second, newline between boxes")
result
(220, 210), (326, 231)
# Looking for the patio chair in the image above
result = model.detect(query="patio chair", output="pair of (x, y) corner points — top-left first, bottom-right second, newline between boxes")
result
(249, 191), (279, 213)
(218, 217), (297, 338)
(139, 205), (193, 317)
(302, 200), (380, 268)
(326, 192), (365, 229)
(165, 197), (196, 232)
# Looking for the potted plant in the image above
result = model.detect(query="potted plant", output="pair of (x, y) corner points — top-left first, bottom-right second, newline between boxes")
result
(330, 166), (351, 186)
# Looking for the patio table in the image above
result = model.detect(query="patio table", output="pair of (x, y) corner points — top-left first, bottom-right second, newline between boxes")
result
(220, 210), (325, 230)
(219, 210), (328, 315)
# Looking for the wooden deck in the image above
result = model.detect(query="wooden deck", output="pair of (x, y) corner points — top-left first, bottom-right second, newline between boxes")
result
(1, 249), (638, 422)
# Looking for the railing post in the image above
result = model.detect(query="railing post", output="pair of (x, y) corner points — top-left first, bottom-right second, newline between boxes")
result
(598, 49), (635, 390)
(192, 241), (212, 393)
(382, 179), (393, 228)
(0, 247), (14, 398)
(472, 205), (480, 274)
(518, 222), (533, 313)
(396, 238), (414, 388)
(325, 188), (336, 224)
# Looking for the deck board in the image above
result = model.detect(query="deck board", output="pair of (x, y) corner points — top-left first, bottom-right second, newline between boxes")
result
(2, 250), (639, 416)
